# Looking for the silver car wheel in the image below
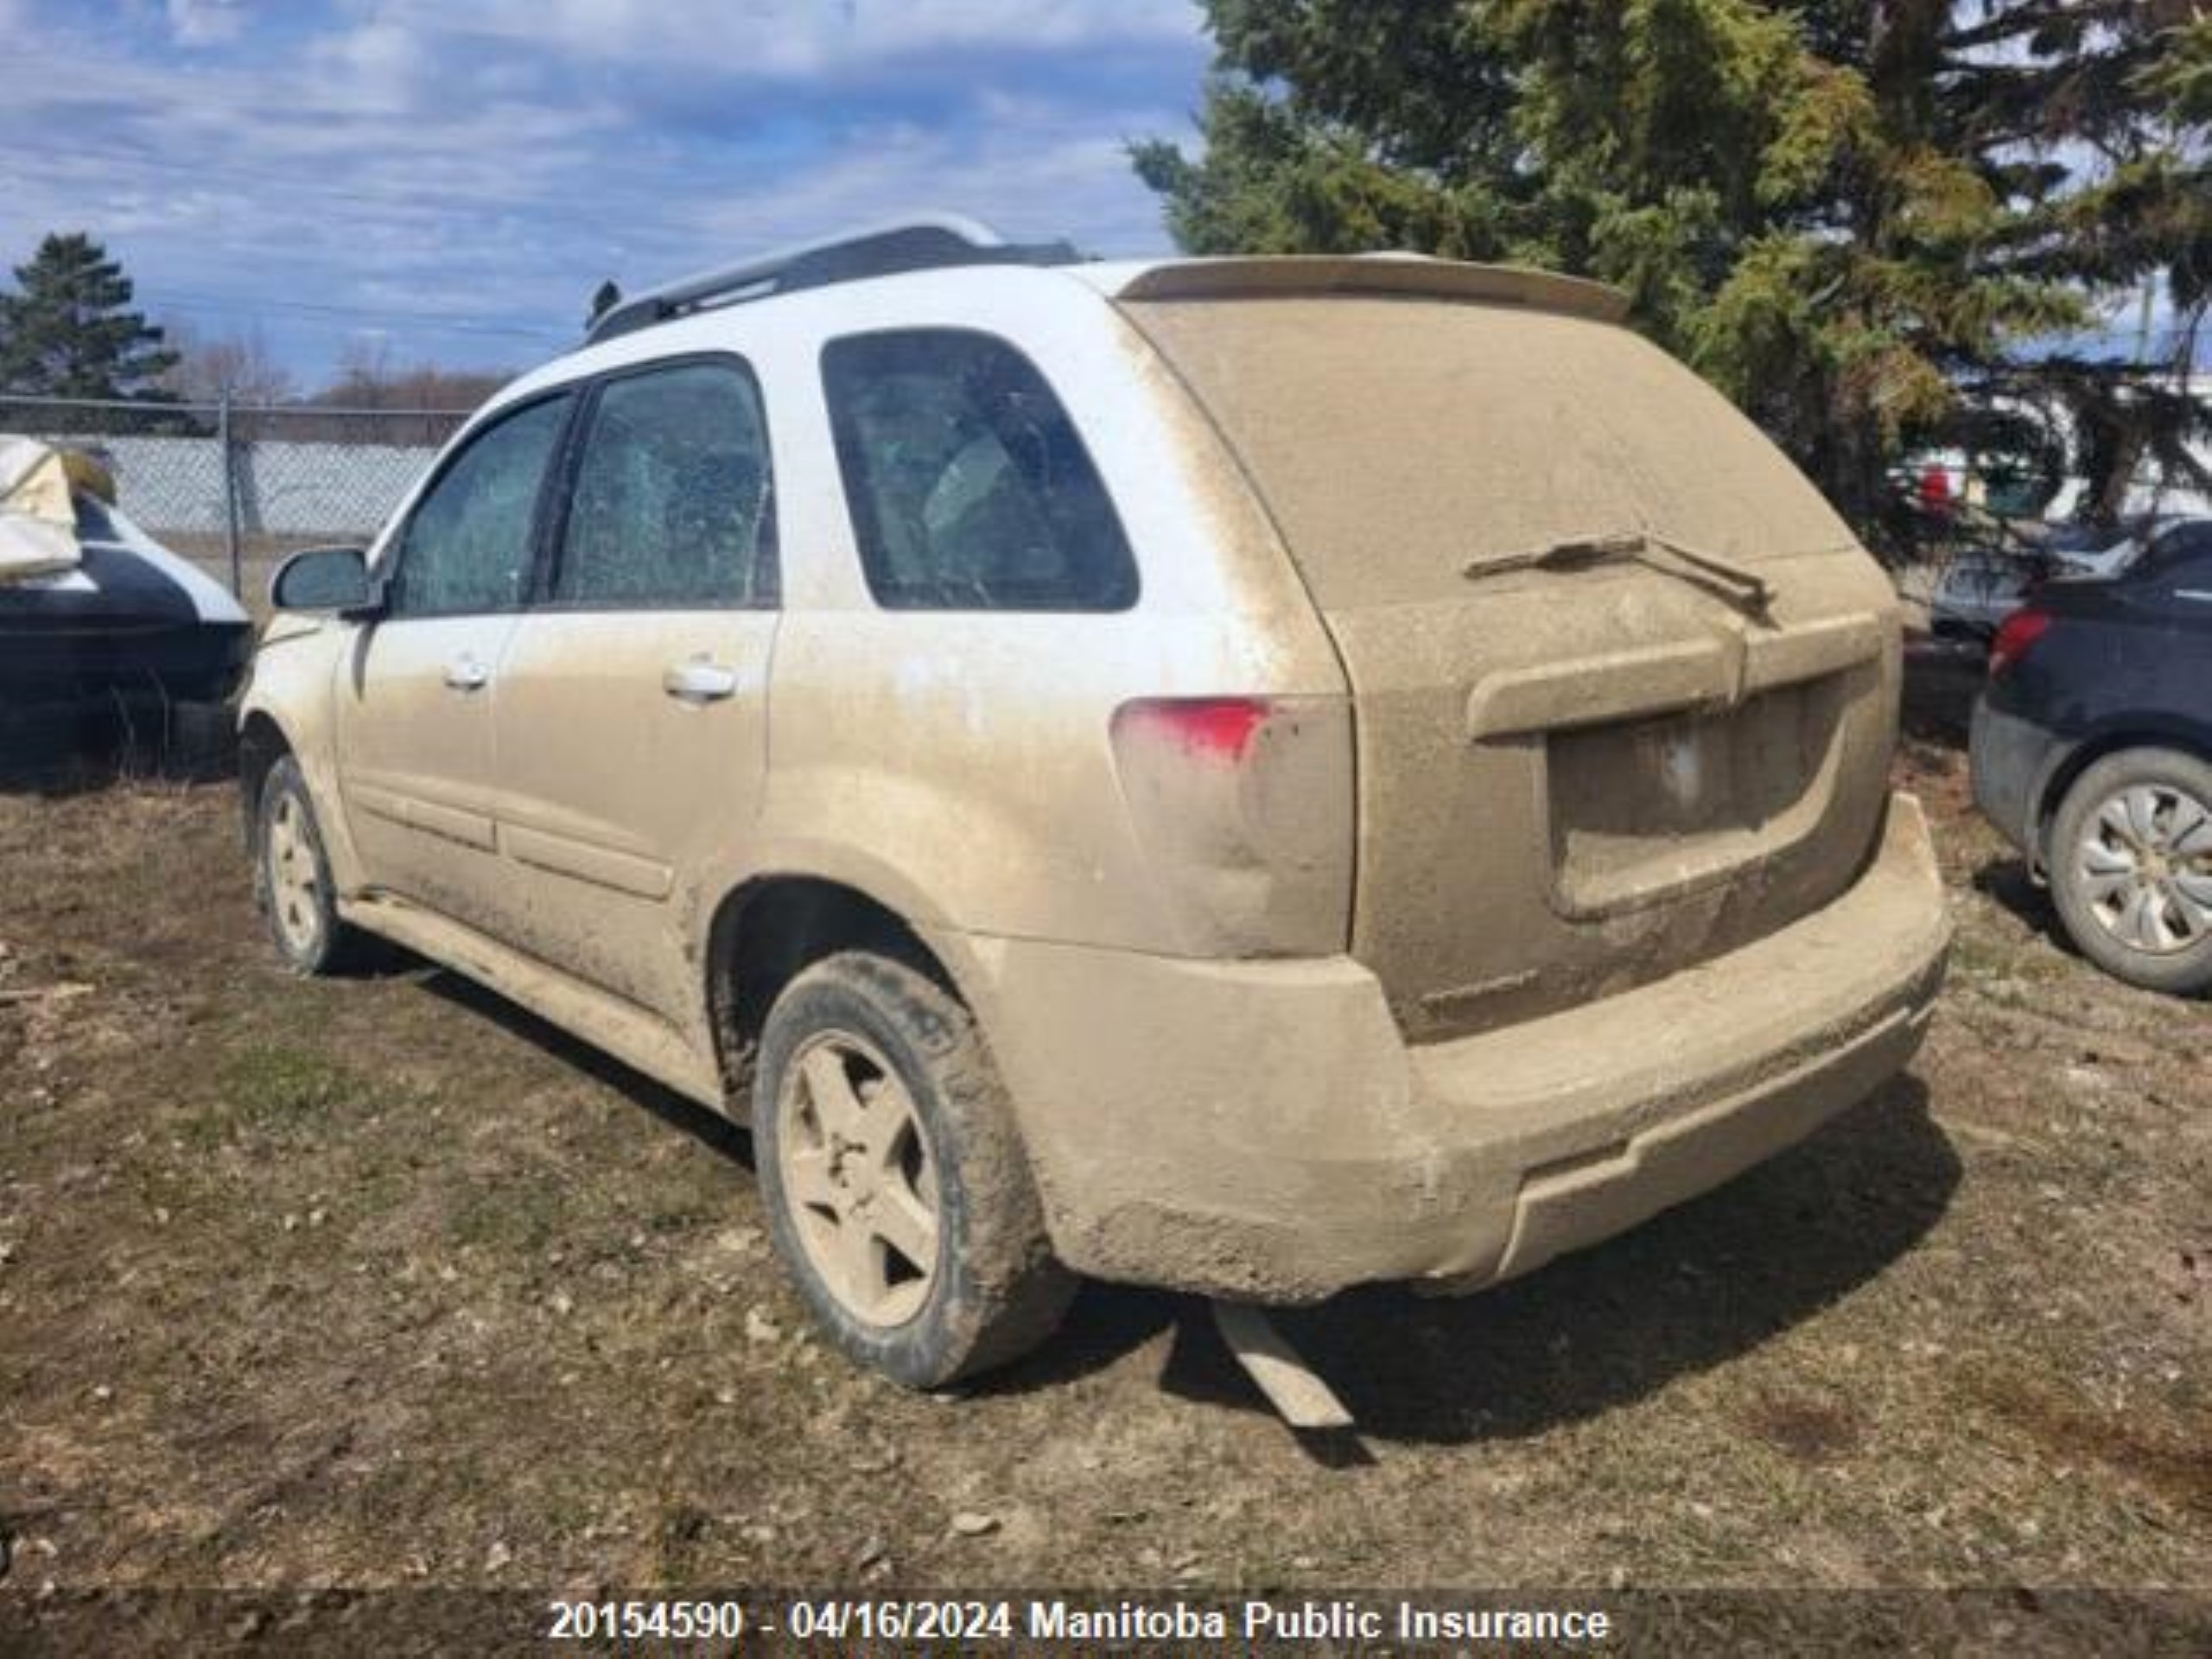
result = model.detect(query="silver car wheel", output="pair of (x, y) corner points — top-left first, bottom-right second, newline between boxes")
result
(2074, 783), (2212, 956)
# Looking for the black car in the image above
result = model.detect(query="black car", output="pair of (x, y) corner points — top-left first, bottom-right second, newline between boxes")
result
(0, 493), (251, 709)
(1971, 519), (2212, 994)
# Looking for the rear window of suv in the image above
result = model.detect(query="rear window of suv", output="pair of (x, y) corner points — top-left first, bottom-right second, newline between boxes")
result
(1122, 296), (1855, 610)
(821, 328), (1137, 612)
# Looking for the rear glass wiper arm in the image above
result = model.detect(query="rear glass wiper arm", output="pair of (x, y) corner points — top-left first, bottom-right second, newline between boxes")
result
(1464, 531), (1774, 614)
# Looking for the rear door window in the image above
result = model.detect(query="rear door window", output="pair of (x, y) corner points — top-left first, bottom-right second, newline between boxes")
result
(553, 359), (779, 608)
(820, 329), (1137, 611)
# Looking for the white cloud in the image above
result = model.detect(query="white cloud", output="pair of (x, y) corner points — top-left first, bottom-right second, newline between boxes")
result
(166, 0), (249, 47)
(304, 17), (435, 110)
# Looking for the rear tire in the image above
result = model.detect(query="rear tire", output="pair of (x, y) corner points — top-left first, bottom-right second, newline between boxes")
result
(254, 755), (362, 976)
(2048, 747), (2212, 996)
(753, 950), (1074, 1388)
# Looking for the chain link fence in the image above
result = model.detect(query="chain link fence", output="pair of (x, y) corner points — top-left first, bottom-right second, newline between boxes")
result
(1, 391), (474, 603)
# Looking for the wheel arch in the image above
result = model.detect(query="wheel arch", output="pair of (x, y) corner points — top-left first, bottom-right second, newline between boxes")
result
(2034, 720), (2212, 866)
(703, 873), (970, 1116)
(237, 709), (295, 854)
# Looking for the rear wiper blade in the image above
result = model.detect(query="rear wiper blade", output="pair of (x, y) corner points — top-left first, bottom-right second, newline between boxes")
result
(1464, 530), (1773, 614)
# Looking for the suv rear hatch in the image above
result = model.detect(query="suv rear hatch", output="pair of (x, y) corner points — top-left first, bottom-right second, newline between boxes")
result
(1120, 264), (1901, 1040)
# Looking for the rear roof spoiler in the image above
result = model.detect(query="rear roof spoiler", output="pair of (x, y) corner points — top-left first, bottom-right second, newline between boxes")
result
(1110, 255), (1630, 324)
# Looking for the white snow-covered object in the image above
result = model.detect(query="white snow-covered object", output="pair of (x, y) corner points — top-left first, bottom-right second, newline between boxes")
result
(0, 436), (85, 582)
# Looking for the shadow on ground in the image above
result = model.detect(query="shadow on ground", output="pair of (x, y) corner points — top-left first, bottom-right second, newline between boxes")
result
(1971, 854), (2082, 965)
(420, 968), (754, 1167)
(1292, 1077), (1954, 1444)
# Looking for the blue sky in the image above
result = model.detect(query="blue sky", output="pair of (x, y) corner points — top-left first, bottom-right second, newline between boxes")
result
(0, 0), (1213, 390)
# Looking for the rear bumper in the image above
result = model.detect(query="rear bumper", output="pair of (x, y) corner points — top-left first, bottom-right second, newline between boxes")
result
(949, 792), (1950, 1302)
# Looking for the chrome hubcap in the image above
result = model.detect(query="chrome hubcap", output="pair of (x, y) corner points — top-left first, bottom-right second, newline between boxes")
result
(776, 1031), (941, 1327)
(2075, 783), (2212, 955)
(266, 794), (324, 957)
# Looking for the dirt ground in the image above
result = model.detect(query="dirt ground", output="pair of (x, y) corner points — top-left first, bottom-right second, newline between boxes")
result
(1, 658), (2206, 1620)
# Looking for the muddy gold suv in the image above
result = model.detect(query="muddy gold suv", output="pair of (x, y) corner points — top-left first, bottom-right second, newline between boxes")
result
(241, 216), (1950, 1389)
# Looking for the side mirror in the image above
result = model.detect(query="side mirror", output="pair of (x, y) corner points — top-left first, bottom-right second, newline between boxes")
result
(270, 545), (377, 616)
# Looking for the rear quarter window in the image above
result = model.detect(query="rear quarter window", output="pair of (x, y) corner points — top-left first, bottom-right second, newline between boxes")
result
(820, 328), (1137, 612)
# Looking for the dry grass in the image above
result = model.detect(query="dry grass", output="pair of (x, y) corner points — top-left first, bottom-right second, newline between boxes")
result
(0, 690), (2206, 1618)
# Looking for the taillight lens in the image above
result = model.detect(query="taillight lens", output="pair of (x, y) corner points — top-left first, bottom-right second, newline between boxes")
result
(1989, 607), (2052, 677)
(1109, 695), (1354, 957)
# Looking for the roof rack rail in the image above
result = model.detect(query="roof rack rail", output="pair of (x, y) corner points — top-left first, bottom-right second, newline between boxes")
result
(585, 213), (1077, 344)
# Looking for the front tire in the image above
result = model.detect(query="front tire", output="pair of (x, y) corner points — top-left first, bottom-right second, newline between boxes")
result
(753, 951), (1073, 1388)
(2048, 747), (2212, 996)
(254, 754), (360, 976)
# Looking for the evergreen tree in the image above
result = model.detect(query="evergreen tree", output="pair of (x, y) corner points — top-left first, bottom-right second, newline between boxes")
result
(1135, 2), (2212, 550)
(0, 232), (179, 402)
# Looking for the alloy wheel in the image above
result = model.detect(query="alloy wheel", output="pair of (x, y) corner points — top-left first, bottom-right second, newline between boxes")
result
(775, 1030), (943, 1327)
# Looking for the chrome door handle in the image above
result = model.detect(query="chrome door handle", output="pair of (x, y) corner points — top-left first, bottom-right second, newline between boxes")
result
(663, 658), (740, 703)
(444, 655), (490, 691)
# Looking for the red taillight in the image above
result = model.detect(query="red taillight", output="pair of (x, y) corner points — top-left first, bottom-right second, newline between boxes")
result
(1109, 695), (1354, 957)
(1989, 607), (2053, 677)
(1112, 696), (1271, 761)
